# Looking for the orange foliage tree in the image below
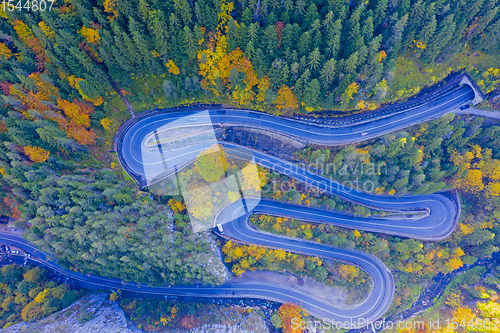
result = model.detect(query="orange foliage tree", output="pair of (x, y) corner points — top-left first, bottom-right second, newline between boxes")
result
(57, 99), (92, 127)
(7, 73), (97, 147)
(0, 43), (12, 60)
(8, 73), (59, 117)
(197, 0), (265, 106)
(62, 122), (97, 146)
(274, 85), (298, 114)
(38, 22), (55, 39)
(166, 60), (180, 75)
(451, 145), (500, 196)
(57, 98), (97, 146)
(103, 0), (118, 20)
(12, 20), (49, 71)
(24, 146), (50, 163)
(277, 302), (308, 333)
(79, 26), (100, 45)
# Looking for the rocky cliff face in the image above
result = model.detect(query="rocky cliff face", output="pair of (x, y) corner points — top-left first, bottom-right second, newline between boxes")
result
(2, 294), (269, 333)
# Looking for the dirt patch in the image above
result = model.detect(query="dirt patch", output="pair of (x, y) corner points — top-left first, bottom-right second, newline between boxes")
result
(230, 270), (361, 309)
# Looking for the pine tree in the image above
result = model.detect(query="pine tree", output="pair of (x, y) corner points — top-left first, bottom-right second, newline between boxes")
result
(304, 79), (320, 106)
(319, 58), (336, 89)
(390, 14), (409, 55)
(423, 14), (456, 63)
(401, 0), (426, 51)
(325, 19), (342, 59)
(169, 13), (181, 35)
(298, 31), (311, 57)
(128, 19), (153, 70)
(116, 0), (137, 20)
(304, 3), (319, 28)
(310, 26), (322, 51)
(263, 25), (279, 59)
(293, 77), (304, 101)
(344, 7), (364, 58)
(227, 19), (240, 52)
(194, 1), (203, 22)
(399, 0), (411, 17)
(138, 0), (151, 24)
(344, 51), (359, 74)
(150, 10), (170, 56)
(247, 23), (261, 45)
(457, 0), (486, 35)
(416, 3), (437, 46)
(174, 0), (192, 25)
(307, 48), (321, 71)
(469, 6), (500, 40)
(374, 0), (388, 27)
(363, 16), (374, 45)
(473, 17), (500, 50)
(112, 24), (138, 66)
(322, 11), (336, 32)
(281, 23), (299, 50)
(183, 26), (198, 60)
(245, 40), (255, 60)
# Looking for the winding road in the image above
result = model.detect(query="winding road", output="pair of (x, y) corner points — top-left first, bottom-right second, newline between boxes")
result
(0, 83), (474, 327)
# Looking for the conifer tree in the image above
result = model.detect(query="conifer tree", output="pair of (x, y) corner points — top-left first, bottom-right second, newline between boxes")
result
(319, 58), (337, 89)
(374, 0), (389, 27)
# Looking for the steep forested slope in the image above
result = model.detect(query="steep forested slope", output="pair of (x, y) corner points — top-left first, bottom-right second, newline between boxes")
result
(0, 0), (499, 287)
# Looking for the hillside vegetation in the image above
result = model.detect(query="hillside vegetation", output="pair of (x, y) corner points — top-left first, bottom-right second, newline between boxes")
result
(0, 0), (499, 313)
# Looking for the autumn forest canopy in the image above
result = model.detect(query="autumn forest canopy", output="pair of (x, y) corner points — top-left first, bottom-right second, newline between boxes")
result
(0, 0), (500, 330)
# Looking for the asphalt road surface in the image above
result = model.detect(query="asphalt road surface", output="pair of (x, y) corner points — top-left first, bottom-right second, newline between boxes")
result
(0, 84), (473, 327)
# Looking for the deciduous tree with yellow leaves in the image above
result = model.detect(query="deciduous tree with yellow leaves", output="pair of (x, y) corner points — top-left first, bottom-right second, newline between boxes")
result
(24, 146), (50, 163)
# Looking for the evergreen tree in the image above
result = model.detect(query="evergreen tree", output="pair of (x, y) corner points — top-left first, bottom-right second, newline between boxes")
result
(307, 48), (321, 72)
(325, 19), (342, 59)
(319, 58), (337, 89)
(344, 7), (364, 58)
(416, 3), (437, 46)
(247, 23), (261, 45)
(304, 79), (321, 106)
(423, 14), (456, 63)
(401, 0), (426, 51)
(150, 10), (171, 56)
(298, 31), (311, 57)
(183, 26), (198, 60)
(174, 0), (192, 25)
(227, 19), (240, 52)
(263, 25), (279, 59)
(363, 16), (374, 45)
(128, 19), (154, 70)
(374, 0), (389, 27)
